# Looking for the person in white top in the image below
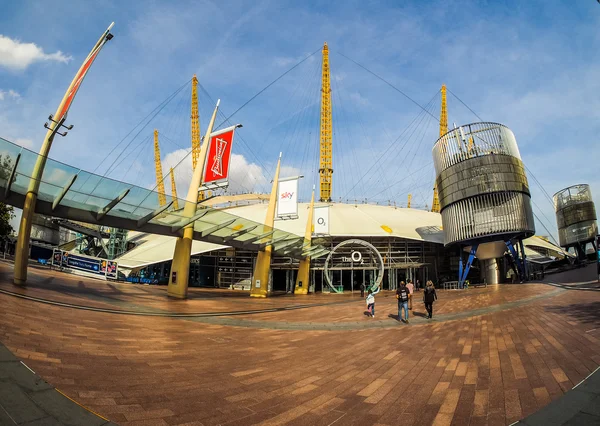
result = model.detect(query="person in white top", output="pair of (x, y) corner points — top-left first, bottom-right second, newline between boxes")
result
(365, 287), (380, 318)
(406, 280), (414, 310)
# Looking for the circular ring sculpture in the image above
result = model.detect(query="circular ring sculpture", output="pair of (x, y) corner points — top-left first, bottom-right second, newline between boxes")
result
(553, 184), (597, 247)
(432, 122), (535, 246)
(323, 239), (384, 294)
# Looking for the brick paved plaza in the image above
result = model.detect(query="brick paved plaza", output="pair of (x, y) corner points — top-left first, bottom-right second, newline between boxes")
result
(0, 262), (599, 426)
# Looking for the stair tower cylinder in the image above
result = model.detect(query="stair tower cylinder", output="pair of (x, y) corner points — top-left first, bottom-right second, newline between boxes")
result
(154, 129), (167, 206)
(170, 167), (179, 210)
(431, 84), (447, 213)
(319, 42), (333, 202)
(553, 184), (597, 256)
(432, 122), (535, 284)
(191, 74), (201, 171)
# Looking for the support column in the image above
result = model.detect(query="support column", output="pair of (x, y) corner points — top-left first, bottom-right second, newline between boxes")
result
(295, 186), (315, 295)
(251, 153), (282, 298)
(168, 100), (220, 299)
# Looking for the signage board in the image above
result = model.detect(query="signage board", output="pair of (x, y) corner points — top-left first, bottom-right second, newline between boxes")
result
(200, 125), (238, 190)
(276, 177), (299, 219)
(52, 249), (118, 280)
(313, 206), (329, 235)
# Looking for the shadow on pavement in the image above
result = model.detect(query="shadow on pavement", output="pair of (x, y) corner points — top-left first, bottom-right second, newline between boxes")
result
(544, 301), (600, 325)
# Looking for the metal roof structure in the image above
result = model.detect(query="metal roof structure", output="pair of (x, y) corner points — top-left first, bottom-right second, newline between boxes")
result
(116, 202), (571, 270)
(0, 137), (328, 260)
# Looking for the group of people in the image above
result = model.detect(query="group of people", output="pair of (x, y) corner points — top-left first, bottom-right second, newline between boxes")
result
(364, 279), (438, 323)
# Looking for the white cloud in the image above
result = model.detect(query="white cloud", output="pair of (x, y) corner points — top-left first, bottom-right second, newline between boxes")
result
(160, 148), (268, 200)
(0, 35), (71, 70)
(349, 91), (369, 107)
(274, 56), (296, 67)
(0, 89), (20, 101)
(229, 153), (267, 193)
(14, 138), (33, 149)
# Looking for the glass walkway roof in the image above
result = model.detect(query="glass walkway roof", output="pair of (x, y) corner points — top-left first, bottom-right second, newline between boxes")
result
(0, 137), (329, 260)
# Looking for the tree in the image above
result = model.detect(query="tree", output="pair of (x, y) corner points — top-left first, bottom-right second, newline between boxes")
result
(0, 203), (14, 237)
(0, 154), (16, 238)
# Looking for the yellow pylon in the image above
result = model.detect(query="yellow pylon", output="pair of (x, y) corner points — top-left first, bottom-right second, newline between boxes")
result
(431, 84), (447, 213)
(154, 129), (166, 206)
(170, 167), (179, 210)
(319, 42), (333, 202)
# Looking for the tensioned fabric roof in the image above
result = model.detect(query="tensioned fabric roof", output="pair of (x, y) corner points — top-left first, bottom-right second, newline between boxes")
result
(117, 202), (569, 270)
(0, 137), (328, 260)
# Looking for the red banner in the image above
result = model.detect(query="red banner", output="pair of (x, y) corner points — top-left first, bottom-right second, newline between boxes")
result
(56, 23), (113, 122)
(202, 126), (236, 186)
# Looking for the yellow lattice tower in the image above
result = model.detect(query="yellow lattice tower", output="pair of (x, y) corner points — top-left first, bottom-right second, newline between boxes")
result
(154, 129), (167, 206)
(407, 193), (412, 208)
(319, 42), (333, 202)
(191, 75), (201, 171)
(431, 84), (447, 213)
(170, 167), (179, 210)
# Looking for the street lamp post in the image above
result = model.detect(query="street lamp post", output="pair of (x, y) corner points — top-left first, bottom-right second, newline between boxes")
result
(13, 23), (115, 285)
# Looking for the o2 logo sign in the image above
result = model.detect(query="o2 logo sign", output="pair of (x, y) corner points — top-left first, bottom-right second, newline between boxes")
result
(341, 250), (364, 264)
(323, 239), (384, 293)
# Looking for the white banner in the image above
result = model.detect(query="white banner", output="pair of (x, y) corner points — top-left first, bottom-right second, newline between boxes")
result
(313, 206), (329, 235)
(276, 178), (298, 219)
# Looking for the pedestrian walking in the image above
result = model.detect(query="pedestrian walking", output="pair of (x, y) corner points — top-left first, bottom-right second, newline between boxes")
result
(406, 280), (414, 310)
(360, 282), (365, 298)
(416, 279), (421, 292)
(365, 287), (380, 318)
(396, 281), (411, 323)
(423, 280), (438, 319)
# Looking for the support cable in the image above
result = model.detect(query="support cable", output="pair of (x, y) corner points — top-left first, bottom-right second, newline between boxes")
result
(215, 48), (321, 128)
(98, 79), (191, 177)
(336, 51), (438, 121)
(342, 91), (439, 199)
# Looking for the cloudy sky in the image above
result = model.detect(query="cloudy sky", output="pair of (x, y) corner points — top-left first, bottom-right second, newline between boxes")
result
(0, 0), (599, 241)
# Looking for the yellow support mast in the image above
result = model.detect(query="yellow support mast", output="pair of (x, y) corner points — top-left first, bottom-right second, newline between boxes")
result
(170, 167), (179, 210)
(191, 74), (207, 201)
(407, 193), (412, 208)
(319, 42), (333, 202)
(154, 129), (167, 206)
(431, 84), (447, 213)
(191, 75), (201, 170)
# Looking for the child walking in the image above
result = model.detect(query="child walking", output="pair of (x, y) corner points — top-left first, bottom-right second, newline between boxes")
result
(365, 287), (380, 318)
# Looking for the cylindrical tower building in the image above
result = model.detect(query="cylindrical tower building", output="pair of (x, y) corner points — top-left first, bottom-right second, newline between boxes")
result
(553, 184), (597, 257)
(432, 122), (535, 284)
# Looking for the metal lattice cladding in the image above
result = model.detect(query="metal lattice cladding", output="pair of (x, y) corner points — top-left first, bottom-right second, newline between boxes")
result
(170, 167), (179, 210)
(431, 84), (447, 213)
(319, 42), (333, 202)
(553, 184), (598, 247)
(191, 74), (201, 171)
(432, 122), (535, 246)
(153, 129), (167, 206)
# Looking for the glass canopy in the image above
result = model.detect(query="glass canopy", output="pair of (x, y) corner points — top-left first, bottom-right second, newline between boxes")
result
(0, 137), (328, 260)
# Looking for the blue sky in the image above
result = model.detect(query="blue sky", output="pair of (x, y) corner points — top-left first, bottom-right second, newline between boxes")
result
(0, 0), (599, 241)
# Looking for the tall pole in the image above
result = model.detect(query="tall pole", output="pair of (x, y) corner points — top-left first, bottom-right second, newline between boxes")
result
(295, 185), (315, 295)
(431, 84), (447, 214)
(167, 99), (220, 299)
(251, 153), (282, 298)
(154, 129), (166, 206)
(319, 42), (333, 202)
(14, 23), (114, 285)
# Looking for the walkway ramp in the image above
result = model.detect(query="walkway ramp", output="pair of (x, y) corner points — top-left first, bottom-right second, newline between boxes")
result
(0, 137), (328, 260)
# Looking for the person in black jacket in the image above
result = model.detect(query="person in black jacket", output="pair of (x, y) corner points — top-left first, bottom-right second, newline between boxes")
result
(423, 280), (438, 319)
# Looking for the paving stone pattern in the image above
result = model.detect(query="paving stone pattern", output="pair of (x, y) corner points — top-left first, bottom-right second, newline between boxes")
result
(0, 263), (599, 425)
